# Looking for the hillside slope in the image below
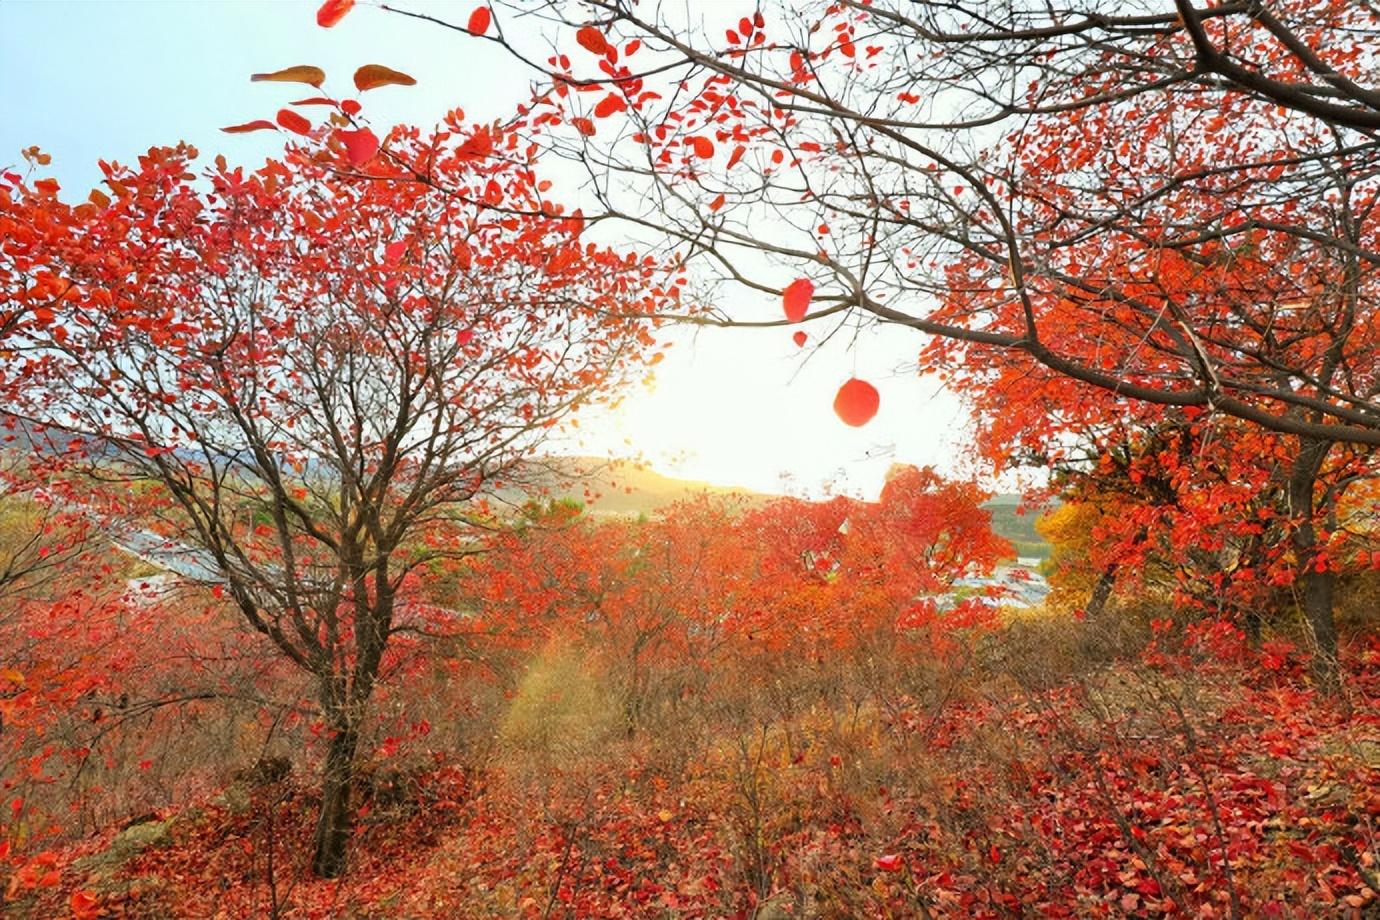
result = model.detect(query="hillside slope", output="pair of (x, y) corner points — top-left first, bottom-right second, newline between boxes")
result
(511, 456), (1051, 556)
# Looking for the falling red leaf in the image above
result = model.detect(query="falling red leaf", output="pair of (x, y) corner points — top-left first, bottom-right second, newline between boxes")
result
(576, 26), (609, 56)
(251, 65), (326, 87)
(834, 378), (880, 427)
(689, 136), (715, 159)
(339, 128), (380, 167)
(276, 109), (312, 136)
(782, 278), (813, 322)
(468, 6), (491, 35)
(221, 120), (278, 134)
(354, 64), (417, 92)
(793, 330), (807, 347)
(316, 0), (354, 27)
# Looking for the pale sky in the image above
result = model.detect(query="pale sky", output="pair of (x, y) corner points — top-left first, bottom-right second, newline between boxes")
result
(1, 0), (975, 499)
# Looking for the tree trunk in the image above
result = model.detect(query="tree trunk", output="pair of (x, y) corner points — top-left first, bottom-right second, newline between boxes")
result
(1087, 566), (1117, 619)
(311, 722), (360, 878)
(1243, 608), (1263, 650)
(1301, 567), (1340, 693)
(1289, 437), (1340, 692)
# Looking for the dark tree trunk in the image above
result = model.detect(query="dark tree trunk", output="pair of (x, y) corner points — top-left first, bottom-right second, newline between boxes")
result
(1087, 566), (1117, 619)
(311, 722), (360, 878)
(1289, 437), (1340, 692)
(1243, 608), (1263, 650)
(1301, 566), (1340, 693)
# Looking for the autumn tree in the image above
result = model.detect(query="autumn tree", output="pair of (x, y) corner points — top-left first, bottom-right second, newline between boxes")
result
(738, 465), (1013, 656)
(458, 467), (1009, 740)
(350, 0), (1380, 686)
(1033, 421), (1289, 629)
(0, 90), (675, 874)
(460, 496), (758, 736)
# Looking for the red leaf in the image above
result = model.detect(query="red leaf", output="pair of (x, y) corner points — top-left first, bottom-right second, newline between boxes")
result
(341, 99), (362, 116)
(689, 136), (714, 159)
(576, 26), (609, 56)
(793, 330), (807, 347)
(782, 277), (813, 322)
(572, 117), (596, 137)
(69, 890), (100, 920)
(709, 194), (726, 212)
(726, 144), (746, 170)
(875, 854), (903, 873)
(834, 378), (880, 427)
(276, 109), (312, 135)
(339, 128), (379, 167)
(457, 128), (494, 161)
(456, 329), (474, 346)
(468, 6), (491, 35)
(594, 93), (626, 118)
(221, 120), (278, 134)
(384, 240), (407, 262)
(316, 0), (354, 27)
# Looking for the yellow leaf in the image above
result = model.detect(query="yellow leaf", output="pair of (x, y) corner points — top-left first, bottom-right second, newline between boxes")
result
(250, 65), (326, 88)
(354, 64), (417, 91)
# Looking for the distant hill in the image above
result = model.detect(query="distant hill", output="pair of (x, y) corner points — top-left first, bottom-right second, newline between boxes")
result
(488, 456), (769, 518)
(505, 456), (1052, 557)
(983, 494), (1052, 560)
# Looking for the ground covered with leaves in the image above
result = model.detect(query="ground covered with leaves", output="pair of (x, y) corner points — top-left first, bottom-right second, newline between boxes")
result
(13, 626), (1378, 919)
